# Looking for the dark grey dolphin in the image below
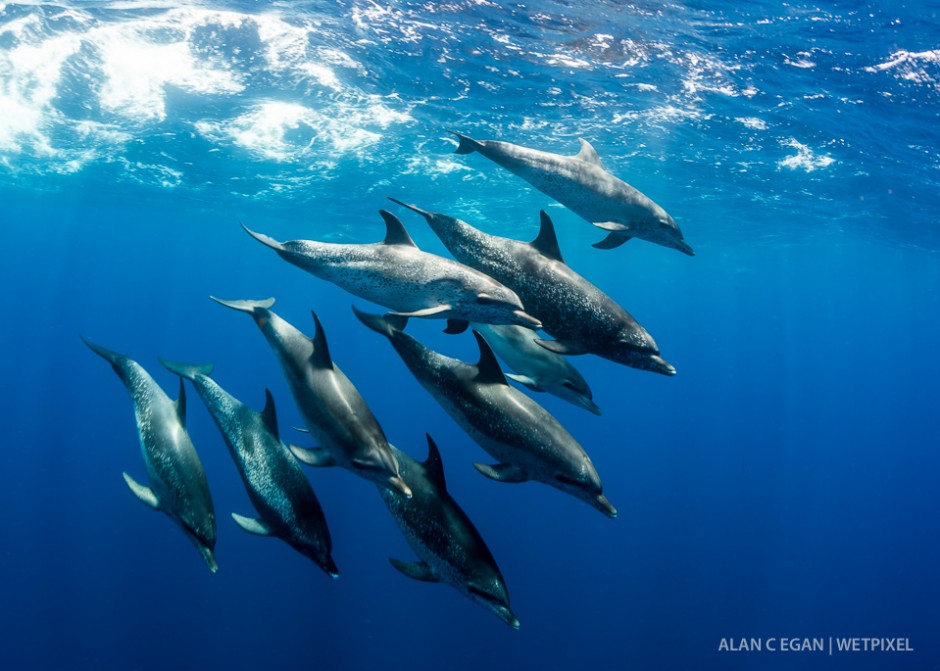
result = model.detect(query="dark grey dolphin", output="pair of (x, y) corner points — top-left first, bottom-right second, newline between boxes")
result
(354, 309), (616, 518)
(472, 323), (601, 415)
(242, 211), (541, 332)
(211, 297), (411, 498)
(380, 436), (518, 629)
(450, 131), (693, 255)
(160, 360), (338, 578)
(82, 339), (217, 572)
(390, 201), (676, 376)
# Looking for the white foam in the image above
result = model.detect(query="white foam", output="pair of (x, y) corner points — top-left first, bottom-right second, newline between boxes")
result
(736, 117), (767, 131)
(778, 139), (835, 172)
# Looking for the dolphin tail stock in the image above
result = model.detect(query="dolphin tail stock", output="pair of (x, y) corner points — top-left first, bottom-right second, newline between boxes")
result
(447, 130), (483, 155)
(209, 296), (276, 314)
(352, 306), (409, 338)
(159, 358), (214, 381)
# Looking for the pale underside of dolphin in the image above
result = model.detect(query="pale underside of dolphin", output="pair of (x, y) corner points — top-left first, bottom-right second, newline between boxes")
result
(449, 131), (694, 256)
(242, 210), (541, 333)
(82, 338), (218, 573)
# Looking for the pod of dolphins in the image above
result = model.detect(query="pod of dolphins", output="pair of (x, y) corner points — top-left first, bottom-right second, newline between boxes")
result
(84, 133), (692, 629)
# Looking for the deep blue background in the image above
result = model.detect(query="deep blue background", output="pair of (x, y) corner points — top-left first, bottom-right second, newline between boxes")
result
(1, 1), (938, 669)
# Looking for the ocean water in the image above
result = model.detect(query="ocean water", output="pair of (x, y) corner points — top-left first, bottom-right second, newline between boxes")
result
(1, 1), (939, 669)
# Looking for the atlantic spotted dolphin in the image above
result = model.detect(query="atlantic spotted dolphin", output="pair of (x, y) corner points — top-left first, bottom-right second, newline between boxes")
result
(212, 298), (411, 498)
(380, 437), (518, 629)
(354, 310), (616, 518)
(390, 201), (675, 376)
(450, 131), (693, 255)
(472, 323), (601, 415)
(160, 361), (338, 578)
(242, 211), (540, 333)
(82, 339), (217, 572)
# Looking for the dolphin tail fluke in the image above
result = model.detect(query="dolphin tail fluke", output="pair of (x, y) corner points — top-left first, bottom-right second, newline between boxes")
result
(81, 337), (125, 365)
(352, 306), (408, 337)
(160, 358), (214, 381)
(448, 130), (482, 155)
(209, 296), (276, 313)
(241, 224), (285, 250)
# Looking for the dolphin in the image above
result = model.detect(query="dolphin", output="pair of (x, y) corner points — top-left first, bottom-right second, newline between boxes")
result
(160, 361), (338, 578)
(390, 201), (676, 376)
(449, 131), (693, 255)
(242, 210), (541, 334)
(82, 338), (217, 572)
(211, 297), (411, 498)
(354, 309), (616, 518)
(380, 436), (519, 629)
(472, 323), (601, 415)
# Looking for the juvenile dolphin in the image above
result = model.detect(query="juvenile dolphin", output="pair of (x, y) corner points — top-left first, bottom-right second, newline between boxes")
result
(354, 309), (616, 518)
(160, 361), (338, 578)
(242, 211), (541, 333)
(211, 297), (411, 498)
(450, 131), (693, 255)
(380, 436), (518, 629)
(82, 339), (217, 572)
(472, 323), (601, 415)
(390, 201), (675, 376)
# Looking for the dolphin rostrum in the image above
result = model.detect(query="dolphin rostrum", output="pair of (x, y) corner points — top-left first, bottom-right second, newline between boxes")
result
(472, 323), (601, 415)
(380, 436), (519, 629)
(354, 309), (616, 518)
(390, 201), (676, 376)
(242, 210), (541, 334)
(450, 131), (693, 255)
(211, 297), (411, 498)
(160, 360), (338, 578)
(82, 339), (217, 572)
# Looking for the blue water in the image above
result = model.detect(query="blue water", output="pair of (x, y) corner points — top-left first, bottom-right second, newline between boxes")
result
(2, 1), (939, 669)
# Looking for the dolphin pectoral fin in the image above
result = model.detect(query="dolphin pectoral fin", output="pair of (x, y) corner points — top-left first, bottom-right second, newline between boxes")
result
(535, 339), (588, 356)
(443, 319), (469, 334)
(231, 513), (273, 536)
(593, 232), (632, 249)
(387, 305), (451, 319)
(290, 445), (335, 467)
(122, 472), (159, 510)
(473, 462), (528, 483)
(389, 558), (439, 582)
(505, 373), (543, 391)
(209, 296), (276, 313)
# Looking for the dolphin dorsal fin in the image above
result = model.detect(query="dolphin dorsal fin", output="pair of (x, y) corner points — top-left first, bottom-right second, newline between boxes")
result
(423, 434), (447, 490)
(310, 311), (334, 370)
(472, 331), (509, 386)
(175, 378), (187, 426)
(530, 211), (565, 263)
(378, 210), (418, 247)
(261, 389), (279, 440)
(574, 138), (604, 168)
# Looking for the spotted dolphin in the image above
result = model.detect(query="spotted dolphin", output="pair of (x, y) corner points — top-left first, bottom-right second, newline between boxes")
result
(472, 323), (601, 415)
(82, 339), (217, 572)
(390, 201), (675, 376)
(354, 309), (616, 518)
(160, 361), (338, 578)
(242, 211), (541, 333)
(380, 436), (518, 629)
(212, 297), (411, 498)
(450, 131), (693, 255)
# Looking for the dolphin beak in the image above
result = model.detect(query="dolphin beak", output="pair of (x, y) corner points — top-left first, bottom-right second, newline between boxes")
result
(389, 475), (413, 499)
(199, 545), (219, 573)
(493, 604), (521, 630)
(513, 310), (542, 330)
(648, 354), (676, 376)
(593, 494), (618, 518)
(322, 555), (340, 580)
(578, 396), (603, 416)
(675, 239), (695, 256)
